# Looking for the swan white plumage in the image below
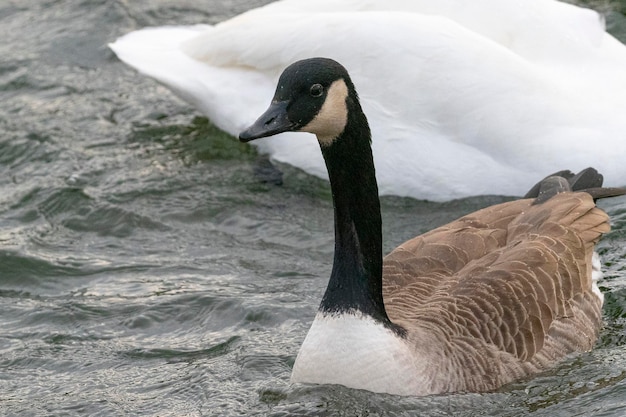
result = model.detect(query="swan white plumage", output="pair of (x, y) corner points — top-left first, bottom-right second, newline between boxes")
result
(109, 0), (626, 201)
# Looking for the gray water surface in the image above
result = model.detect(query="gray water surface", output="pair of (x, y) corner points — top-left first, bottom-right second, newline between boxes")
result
(2, 1), (626, 416)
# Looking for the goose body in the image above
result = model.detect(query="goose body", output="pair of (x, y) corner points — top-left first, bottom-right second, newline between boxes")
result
(110, 0), (626, 201)
(239, 58), (624, 395)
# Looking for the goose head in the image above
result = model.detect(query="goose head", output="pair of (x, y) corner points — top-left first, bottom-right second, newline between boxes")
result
(240, 58), (389, 326)
(239, 58), (357, 146)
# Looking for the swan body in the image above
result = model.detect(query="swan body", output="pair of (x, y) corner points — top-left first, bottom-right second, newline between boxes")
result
(110, 0), (626, 201)
(238, 57), (624, 395)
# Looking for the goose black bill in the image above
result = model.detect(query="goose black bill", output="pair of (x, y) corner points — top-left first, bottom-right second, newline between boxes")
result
(239, 100), (296, 142)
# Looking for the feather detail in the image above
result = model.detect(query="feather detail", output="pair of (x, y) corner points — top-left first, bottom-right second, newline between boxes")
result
(382, 192), (607, 391)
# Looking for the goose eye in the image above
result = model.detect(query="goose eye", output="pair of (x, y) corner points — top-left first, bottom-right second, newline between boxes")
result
(309, 84), (324, 98)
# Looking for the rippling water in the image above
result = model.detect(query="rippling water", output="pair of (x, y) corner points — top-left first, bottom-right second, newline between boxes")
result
(2, 1), (626, 416)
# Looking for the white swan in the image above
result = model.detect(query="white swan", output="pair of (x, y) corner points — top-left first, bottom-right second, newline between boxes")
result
(109, 0), (626, 201)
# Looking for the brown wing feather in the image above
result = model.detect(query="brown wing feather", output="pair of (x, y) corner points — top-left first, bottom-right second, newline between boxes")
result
(383, 192), (607, 390)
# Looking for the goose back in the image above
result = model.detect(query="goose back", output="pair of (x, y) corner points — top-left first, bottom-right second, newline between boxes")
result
(383, 192), (607, 392)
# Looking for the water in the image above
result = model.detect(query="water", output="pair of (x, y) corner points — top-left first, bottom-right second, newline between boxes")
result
(1, 0), (626, 415)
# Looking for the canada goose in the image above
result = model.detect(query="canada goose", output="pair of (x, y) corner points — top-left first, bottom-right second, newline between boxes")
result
(109, 0), (626, 200)
(239, 57), (626, 396)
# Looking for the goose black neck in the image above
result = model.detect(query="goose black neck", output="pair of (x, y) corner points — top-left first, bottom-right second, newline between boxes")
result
(318, 89), (396, 330)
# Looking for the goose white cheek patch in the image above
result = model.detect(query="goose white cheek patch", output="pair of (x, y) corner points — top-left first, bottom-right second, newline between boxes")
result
(300, 79), (349, 146)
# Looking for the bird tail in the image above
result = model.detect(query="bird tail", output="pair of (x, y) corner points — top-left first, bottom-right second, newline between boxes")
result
(524, 167), (626, 204)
